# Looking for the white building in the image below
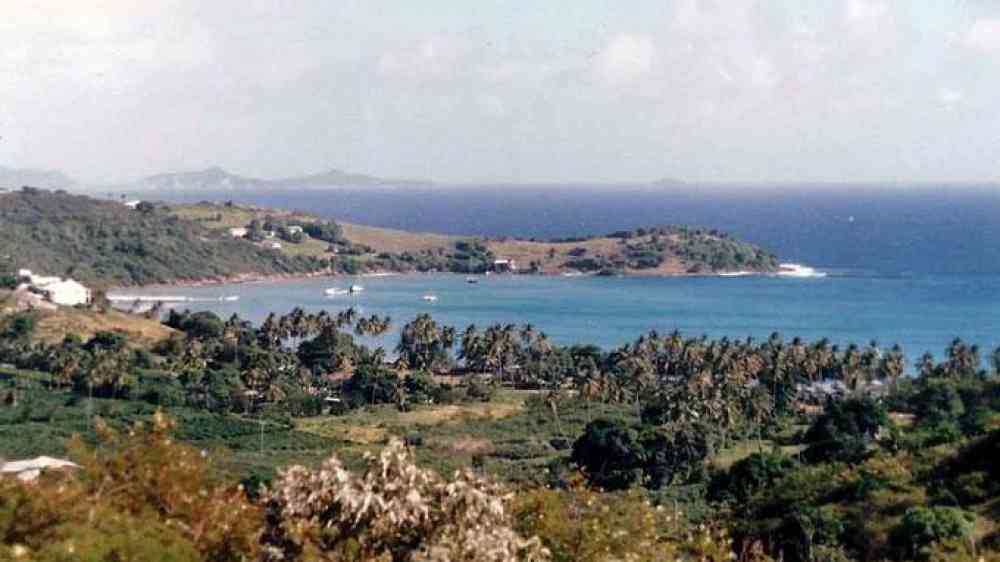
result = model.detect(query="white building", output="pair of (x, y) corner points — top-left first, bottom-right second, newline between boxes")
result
(17, 269), (92, 306)
(1, 456), (79, 482)
(123, 200), (142, 209)
(264, 241), (283, 250)
(39, 279), (92, 306)
(228, 227), (248, 238)
(287, 225), (304, 235)
(493, 258), (517, 272)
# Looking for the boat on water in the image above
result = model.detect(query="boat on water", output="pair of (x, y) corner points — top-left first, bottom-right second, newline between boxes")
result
(221, 295), (240, 302)
(324, 287), (350, 296)
(350, 284), (365, 293)
(466, 277), (479, 284)
(422, 294), (438, 302)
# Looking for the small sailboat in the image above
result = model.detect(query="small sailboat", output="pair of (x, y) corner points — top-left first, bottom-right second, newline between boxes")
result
(324, 287), (349, 296)
(422, 294), (438, 302)
(466, 276), (479, 284)
(349, 284), (365, 294)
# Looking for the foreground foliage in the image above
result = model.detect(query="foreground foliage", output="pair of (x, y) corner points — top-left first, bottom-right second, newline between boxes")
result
(262, 439), (548, 562)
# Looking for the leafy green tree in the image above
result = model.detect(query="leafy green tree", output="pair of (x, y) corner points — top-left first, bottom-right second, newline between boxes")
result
(2, 313), (35, 341)
(297, 326), (356, 373)
(570, 419), (644, 490)
(342, 363), (403, 407)
(710, 451), (798, 503)
(803, 397), (890, 464)
(890, 506), (976, 561)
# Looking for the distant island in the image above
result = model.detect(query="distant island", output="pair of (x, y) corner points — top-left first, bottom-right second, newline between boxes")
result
(131, 166), (434, 193)
(0, 187), (778, 288)
(0, 166), (77, 191)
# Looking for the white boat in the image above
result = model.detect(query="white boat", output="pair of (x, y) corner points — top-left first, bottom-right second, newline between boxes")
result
(422, 294), (438, 302)
(349, 284), (365, 293)
(221, 295), (240, 302)
(325, 287), (350, 296)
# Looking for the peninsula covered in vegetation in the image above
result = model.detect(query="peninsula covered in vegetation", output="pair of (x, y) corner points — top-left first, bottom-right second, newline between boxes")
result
(0, 187), (777, 289)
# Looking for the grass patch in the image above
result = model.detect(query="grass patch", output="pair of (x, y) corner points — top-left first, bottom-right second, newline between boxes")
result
(32, 306), (175, 346)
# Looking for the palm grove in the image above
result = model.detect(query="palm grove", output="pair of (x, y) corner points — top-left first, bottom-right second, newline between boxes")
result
(4, 302), (1000, 561)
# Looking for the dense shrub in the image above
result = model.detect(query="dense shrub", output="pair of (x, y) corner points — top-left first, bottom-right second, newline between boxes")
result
(571, 419), (645, 490)
(0, 413), (262, 561)
(803, 397), (890, 464)
(890, 506), (976, 561)
(710, 451), (799, 503)
(514, 484), (735, 562)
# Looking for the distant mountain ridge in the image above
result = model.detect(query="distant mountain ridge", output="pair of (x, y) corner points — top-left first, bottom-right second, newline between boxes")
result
(133, 167), (434, 192)
(0, 166), (77, 190)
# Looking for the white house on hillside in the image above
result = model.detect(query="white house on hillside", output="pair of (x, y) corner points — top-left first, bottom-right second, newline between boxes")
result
(17, 269), (92, 306)
(493, 258), (517, 272)
(39, 279), (92, 306)
(229, 227), (248, 238)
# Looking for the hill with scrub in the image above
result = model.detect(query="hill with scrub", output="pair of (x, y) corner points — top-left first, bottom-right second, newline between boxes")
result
(0, 188), (328, 288)
(0, 187), (777, 291)
(174, 201), (780, 276)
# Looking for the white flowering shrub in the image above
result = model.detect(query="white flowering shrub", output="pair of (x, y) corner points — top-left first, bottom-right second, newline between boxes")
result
(262, 438), (549, 562)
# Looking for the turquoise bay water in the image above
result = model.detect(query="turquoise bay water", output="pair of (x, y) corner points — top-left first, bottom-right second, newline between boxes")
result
(112, 272), (1000, 361)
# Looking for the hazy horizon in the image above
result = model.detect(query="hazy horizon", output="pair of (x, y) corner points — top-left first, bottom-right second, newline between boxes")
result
(4, 1), (1000, 186)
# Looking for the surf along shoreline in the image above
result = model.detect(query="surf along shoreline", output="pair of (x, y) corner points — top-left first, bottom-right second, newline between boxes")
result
(110, 262), (825, 295)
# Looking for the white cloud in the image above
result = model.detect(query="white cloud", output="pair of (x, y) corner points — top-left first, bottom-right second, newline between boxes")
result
(966, 19), (1000, 51)
(847, 0), (889, 23)
(938, 87), (963, 107)
(593, 34), (656, 86)
(1, 1), (999, 184)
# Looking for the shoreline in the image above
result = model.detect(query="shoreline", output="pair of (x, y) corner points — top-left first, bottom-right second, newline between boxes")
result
(109, 263), (819, 293)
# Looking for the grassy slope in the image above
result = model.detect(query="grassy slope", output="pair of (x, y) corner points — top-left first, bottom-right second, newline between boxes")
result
(175, 202), (778, 276)
(0, 190), (325, 288)
(1, 289), (173, 346)
(31, 306), (175, 346)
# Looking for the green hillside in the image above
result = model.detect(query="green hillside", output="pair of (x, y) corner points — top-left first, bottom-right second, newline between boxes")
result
(0, 188), (327, 287)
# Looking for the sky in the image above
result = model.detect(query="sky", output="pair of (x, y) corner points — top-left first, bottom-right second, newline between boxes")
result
(2, 0), (1000, 185)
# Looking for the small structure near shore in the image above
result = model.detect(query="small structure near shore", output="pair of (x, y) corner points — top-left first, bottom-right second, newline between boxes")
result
(492, 258), (517, 273)
(16, 269), (92, 307)
(1, 456), (79, 482)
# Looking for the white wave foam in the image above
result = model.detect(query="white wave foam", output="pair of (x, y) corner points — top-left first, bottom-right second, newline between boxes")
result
(776, 263), (827, 278)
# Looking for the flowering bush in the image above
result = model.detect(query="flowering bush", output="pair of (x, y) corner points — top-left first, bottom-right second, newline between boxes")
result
(262, 438), (548, 562)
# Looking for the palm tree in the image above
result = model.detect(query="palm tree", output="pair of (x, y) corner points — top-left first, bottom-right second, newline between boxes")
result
(395, 314), (455, 372)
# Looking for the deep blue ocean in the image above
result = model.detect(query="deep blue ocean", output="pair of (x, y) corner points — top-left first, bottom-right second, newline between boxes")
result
(161, 184), (1000, 275)
(137, 185), (1000, 363)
